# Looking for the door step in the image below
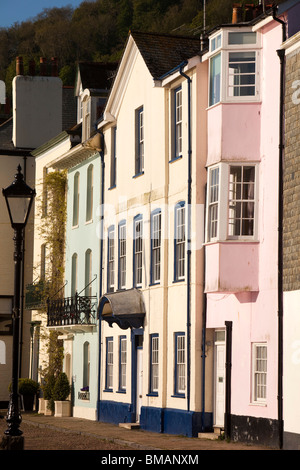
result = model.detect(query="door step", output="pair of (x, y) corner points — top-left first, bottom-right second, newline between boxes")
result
(198, 426), (224, 440)
(198, 432), (219, 440)
(119, 423), (140, 430)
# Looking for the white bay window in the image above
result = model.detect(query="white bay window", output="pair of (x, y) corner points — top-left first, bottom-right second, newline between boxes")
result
(208, 28), (261, 106)
(206, 163), (258, 242)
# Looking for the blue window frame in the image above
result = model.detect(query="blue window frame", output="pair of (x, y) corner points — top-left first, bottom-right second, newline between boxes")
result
(174, 202), (185, 281)
(135, 107), (144, 176)
(133, 215), (143, 287)
(118, 221), (126, 290)
(150, 209), (161, 285)
(118, 335), (127, 392)
(105, 337), (113, 391)
(174, 332), (185, 397)
(107, 226), (115, 292)
(149, 334), (159, 395)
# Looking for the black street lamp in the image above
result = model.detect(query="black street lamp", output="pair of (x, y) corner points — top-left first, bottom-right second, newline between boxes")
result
(2, 165), (35, 448)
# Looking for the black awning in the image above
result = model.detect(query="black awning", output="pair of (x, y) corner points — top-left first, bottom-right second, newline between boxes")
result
(98, 289), (145, 330)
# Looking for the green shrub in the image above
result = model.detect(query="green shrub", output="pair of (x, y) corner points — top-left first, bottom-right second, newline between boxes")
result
(53, 372), (71, 401)
(9, 378), (40, 395)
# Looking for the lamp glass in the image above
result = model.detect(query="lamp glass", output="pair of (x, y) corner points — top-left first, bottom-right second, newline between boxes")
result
(6, 196), (32, 225)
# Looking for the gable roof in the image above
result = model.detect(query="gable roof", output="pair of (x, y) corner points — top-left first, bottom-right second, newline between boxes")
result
(130, 31), (201, 80)
(76, 62), (118, 94)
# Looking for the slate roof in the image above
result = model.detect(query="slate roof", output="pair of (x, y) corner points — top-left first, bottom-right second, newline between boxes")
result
(77, 62), (118, 91)
(130, 31), (201, 80)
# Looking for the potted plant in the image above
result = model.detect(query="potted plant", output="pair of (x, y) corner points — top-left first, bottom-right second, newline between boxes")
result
(41, 373), (56, 415)
(53, 372), (71, 417)
(9, 378), (40, 412)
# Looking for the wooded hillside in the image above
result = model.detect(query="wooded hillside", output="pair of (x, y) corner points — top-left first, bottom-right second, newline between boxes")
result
(0, 0), (284, 95)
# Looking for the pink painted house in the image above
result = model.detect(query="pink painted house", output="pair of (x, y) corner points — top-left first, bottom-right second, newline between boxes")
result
(201, 1), (300, 448)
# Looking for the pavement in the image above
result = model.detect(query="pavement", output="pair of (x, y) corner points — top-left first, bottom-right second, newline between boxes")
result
(13, 411), (275, 451)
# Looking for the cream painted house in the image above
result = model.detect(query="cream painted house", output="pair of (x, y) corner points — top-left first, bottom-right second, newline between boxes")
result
(97, 31), (209, 436)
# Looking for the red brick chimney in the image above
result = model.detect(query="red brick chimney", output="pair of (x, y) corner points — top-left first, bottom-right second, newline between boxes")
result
(16, 57), (24, 76)
(40, 57), (47, 76)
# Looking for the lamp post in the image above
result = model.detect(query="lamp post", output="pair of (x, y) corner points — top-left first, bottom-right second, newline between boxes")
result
(2, 165), (35, 448)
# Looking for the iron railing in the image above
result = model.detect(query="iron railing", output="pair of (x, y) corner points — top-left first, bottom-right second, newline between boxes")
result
(47, 293), (97, 327)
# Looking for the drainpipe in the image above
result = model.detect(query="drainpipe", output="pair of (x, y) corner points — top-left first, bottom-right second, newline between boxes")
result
(179, 64), (192, 413)
(201, 184), (207, 431)
(273, 4), (286, 450)
(225, 321), (232, 440)
(97, 131), (105, 420)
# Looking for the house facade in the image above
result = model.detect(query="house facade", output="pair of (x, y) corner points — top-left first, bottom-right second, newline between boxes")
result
(202, 1), (300, 448)
(31, 62), (116, 420)
(0, 58), (63, 407)
(96, 31), (209, 437)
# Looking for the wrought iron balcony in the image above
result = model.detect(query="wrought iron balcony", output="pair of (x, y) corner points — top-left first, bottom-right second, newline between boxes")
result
(47, 293), (97, 329)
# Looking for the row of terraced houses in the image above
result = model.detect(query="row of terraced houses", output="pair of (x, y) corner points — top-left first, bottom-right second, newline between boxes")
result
(1, 1), (300, 449)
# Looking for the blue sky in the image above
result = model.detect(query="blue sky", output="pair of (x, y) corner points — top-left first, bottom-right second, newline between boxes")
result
(1, 0), (95, 28)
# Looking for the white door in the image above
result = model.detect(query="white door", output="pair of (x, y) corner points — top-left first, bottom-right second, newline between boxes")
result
(136, 347), (143, 422)
(214, 336), (226, 427)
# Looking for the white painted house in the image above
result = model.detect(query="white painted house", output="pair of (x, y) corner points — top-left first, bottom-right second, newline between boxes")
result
(97, 31), (208, 437)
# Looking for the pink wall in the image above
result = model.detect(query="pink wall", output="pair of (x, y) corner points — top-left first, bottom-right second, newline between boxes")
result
(205, 20), (283, 421)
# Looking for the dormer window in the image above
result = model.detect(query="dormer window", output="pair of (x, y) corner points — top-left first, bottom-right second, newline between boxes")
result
(208, 28), (261, 106)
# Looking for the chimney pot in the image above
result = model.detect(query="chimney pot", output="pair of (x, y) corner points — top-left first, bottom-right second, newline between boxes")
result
(232, 4), (243, 23)
(16, 56), (24, 76)
(40, 57), (47, 76)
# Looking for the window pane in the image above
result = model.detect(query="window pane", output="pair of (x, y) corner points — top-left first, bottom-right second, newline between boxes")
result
(228, 166), (255, 237)
(151, 336), (159, 392)
(108, 229), (114, 291)
(228, 32), (257, 45)
(134, 219), (143, 286)
(208, 167), (219, 240)
(152, 212), (161, 283)
(175, 205), (185, 280)
(228, 52), (256, 97)
(119, 224), (126, 289)
(209, 53), (221, 106)
(176, 335), (185, 394)
(175, 88), (182, 157)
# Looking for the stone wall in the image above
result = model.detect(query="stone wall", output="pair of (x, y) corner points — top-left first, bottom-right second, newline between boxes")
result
(283, 45), (300, 292)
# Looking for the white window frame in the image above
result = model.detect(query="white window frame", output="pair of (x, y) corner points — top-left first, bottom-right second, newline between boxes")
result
(106, 338), (113, 390)
(118, 222), (126, 290)
(150, 334), (159, 394)
(206, 162), (258, 242)
(207, 28), (261, 107)
(119, 336), (127, 391)
(107, 227), (115, 292)
(252, 343), (267, 404)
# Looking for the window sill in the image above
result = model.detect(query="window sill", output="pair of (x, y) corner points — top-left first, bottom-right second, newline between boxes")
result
(171, 393), (185, 399)
(146, 392), (158, 397)
(132, 171), (144, 179)
(72, 224), (79, 230)
(108, 185), (116, 190)
(149, 281), (160, 287)
(249, 402), (267, 407)
(169, 155), (182, 163)
(173, 278), (185, 284)
(85, 219), (93, 225)
(116, 389), (126, 394)
(103, 388), (113, 393)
